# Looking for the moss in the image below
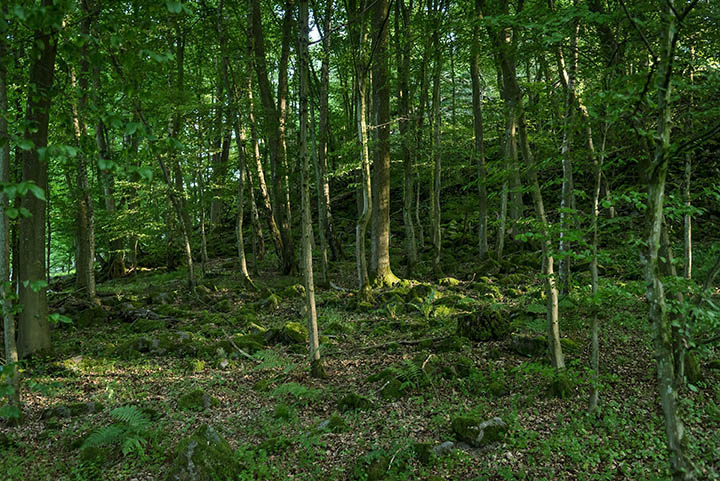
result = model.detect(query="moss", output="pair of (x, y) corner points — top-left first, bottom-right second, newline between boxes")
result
(281, 284), (306, 298)
(511, 334), (547, 358)
(316, 414), (348, 433)
(560, 338), (580, 353)
(189, 359), (206, 373)
(380, 377), (405, 400)
(548, 373), (573, 399)
(253, 379), (273, 392)
(272, 403), (294, 421)
(456, 307), (509, 342)
(412, 442), (434, 465)
(451, 416), (483, 444)
(215, 298), (232, 313)
(488, 380), (509, 397)
(407, 284), (440, 302)
(364, 455), (390, 481)
(338, 393), (372, 412)
(685, 352), (703, 384)
(75, 306), (108, 328)
(438, 277), (460, 287)
(166, 425), (241, 481)
(258, 436), (291, 455)
(355, 300), (374, 313)
(280, 321), (308, 345)
(132, 319), (165, 333)
(177, 389), (219, 411)
(259, 293), (281, 310)
(41, 401), (104, 420)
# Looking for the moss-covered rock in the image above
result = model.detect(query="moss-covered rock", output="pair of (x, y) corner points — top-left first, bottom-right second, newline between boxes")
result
(407, 284), (439, 302)
(281, 284), (305, 298)
(548, 373), (573, 399)
(75, 306), (109, 328)
(338, 393), (372, 412)
(177, 389), (220, 411)
(451, 416), (507, 447)
(685, 352), (703, 384)
(438, 277), (460, 287)
(166, 425), (241, 481)
(41, 401), (104, 420)
(316, 414), (348, 433)
(455, 307), (509, 342)
(132, 318), (166, 333)
(511, 334), (547, 358)
(379, 377), (405, 400)
(280, 321), (308, 345)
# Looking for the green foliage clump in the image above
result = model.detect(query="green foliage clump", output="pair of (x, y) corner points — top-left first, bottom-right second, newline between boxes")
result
(80, 406), (151, 460)
(338, 393), (372, 412)
(166, 425), (242, 481)
(177, 389), (219, 411)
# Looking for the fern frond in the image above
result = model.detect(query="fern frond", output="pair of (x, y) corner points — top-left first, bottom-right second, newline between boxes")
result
(81, 424), (125, 449)
(110, 406), (150, 430)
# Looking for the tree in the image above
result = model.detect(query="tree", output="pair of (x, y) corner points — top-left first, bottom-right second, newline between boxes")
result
(17, 0), (60, 358)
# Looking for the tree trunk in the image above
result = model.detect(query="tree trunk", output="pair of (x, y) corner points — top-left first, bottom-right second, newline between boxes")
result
(370, 0), (397, 287)
(317, 0), (342, 262)
(471, 0), (488, 259)
(395, 0), (417, 276)
(430, 4), (443, 277)
(645, 3), (695, 478)
(17, 4), (58, 358)
(299, 0), (323, 377)
(249, 0), (295, 275)
(0, 17), (19, 411)
(70, 47), (97, 301)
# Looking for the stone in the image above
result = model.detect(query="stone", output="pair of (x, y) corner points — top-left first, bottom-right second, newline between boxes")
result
(431, 441), (456, 457)
(510, 334), (547, 358)
(177, 389), (219, 412)
(75, 306), (109, 328)
(337, 393), (372, 412)
(281, 284), (305, 298)
(456, 307), (509, 342)
(316, 414), (348, 433)
(438, 277), (461, 287)
(379, 377), (405, 400)
(166, 425), (241, 481)
(280, 321), (307, 345)
(41, 401), (104, 420)
(451, 416), (507, 448)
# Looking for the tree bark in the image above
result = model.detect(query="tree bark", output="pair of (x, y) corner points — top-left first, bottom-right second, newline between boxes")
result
(471, 0), (488, 259)
(645, 3), (695, 478)
(17, 3), (58, 357)
(299, 0), (324, 377)
(430, 1), (443, 277)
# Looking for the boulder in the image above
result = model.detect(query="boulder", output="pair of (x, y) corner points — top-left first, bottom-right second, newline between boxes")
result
(337, 393), (372, 412)
(510, 334), (547, 358)
(451, 416), (507, 448)
(177, 389), (219, 412)
(456, 307), (509, 342)
(41, 401), (104, 420)
(166, 425), (241, 481)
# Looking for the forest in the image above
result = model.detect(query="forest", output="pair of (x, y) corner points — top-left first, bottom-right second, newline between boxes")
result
(1, 0), (719, 479)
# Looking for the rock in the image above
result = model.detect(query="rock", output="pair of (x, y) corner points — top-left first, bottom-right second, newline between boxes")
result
(316, 414), (348, 433)
(685, 352), (703, 384)
(451, 416), (507, 448)
(177, 389), (219, 412)
(41, 401), (104, 420)
(75, 306), (109, 328)
(280, 321), (307, 345)
(337, 393), (372, 412)
(456, 307), (509, 342)
(281, 284), (305, 298)
(438, 277), (460, 287)
(166, 425), (241, 481)
(510, 334), (547, 358)
(379, 377), (405, 400)
(259, 293), (280, 310)
(431, 441), (455, 457)
(412, 443), (434, 465)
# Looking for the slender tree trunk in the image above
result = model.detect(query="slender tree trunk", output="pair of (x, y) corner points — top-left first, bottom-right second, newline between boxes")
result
(317, 0), (342, 262)
(17, 4), (57, 358)
(0, 18), (19, 411)
(197, 166), (209, 277)
(70, 10), (97, 301)
(299, 0), (323, 377)
(310, 94), (330, 287)
(245, 156), (265, 265)
(471, 0), (488, 259)
(249, 0), (295, 274)
(218, 0), (254, 288)
(370, 0), (397, 287)
(395, 0), (417, 276)
(430, 5), (443, 277)
(645, 3), (695, 478)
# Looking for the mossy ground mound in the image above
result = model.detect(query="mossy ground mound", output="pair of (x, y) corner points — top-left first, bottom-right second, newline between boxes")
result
(456, 306), (509, 341)
(166, 425), (241, 481)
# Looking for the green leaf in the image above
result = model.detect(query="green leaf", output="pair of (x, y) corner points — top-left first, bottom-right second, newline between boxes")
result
(27, 184), (45, 201)
(18, 207), (31, 218)
(124, 122), (140, 136)
(5, 207), (18, 219)
(17, 139), (34, 151)
(166, 0), (182, 13)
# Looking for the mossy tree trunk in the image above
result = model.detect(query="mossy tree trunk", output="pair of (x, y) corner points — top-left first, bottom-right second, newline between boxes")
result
(471, 0), (488, 260)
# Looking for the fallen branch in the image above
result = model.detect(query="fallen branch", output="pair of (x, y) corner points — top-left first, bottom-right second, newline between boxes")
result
(221, 327), (261, 363)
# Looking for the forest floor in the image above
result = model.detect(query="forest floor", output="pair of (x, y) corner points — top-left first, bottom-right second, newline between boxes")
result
(2, 247), (720, 481)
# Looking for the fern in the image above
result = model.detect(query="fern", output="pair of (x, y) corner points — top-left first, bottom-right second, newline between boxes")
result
(81, 405), (151, 458)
